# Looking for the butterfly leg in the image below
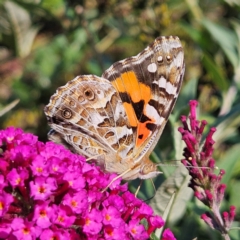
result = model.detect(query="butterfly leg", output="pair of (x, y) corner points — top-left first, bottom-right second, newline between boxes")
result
(86, 153), (105, 161)
(133, 179), (158, 200)
(135, 180), (143, 197)
(101, 168), (133, 193)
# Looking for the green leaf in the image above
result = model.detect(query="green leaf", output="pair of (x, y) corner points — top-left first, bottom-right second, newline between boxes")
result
(174, 78), (198, 117)
(218, 145), (240, 185)
(212, 103), (240, 145)
(229, 181), (240, 210)
(202, 19), (239, 69)
(150, 165), (192, 227)
(202, 53), (229, 91)
(180, 22), (204, 45)
(4, 1), (40, 57)
(0, 99), (20, 117)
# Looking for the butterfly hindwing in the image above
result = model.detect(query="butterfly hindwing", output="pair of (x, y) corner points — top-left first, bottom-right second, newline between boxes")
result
(45, 75), (135, 160)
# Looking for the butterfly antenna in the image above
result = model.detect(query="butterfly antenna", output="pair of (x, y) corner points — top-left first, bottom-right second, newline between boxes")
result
(156, 161), (214, 170)
(186, 165), (214, 170)
(184, 157), (219, 170)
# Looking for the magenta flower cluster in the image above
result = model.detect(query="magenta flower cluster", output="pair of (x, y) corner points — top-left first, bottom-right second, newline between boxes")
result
(0, 127), (174, 240)
(178, 100), (235, 239)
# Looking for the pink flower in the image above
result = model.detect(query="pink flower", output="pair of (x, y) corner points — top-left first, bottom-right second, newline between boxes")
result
(147, 215), (165, 235)
(62, 190), (88, 214)
(132, 202), (153, 220)
(11, 218), (42, 240)
(102, 206), (123, 227)
(0, 127), (166, 238)
(7, 168), (29, 187)
(0, 224), (11, 238)
(179, 100), (236, 237)
(63, 171), (86, 190)
(52, 205), (76, 227)
(39, 226), (72, 240)
(30, 155), (49, 177)
(30, 177), (57, 200)
(0, 191), (14, 217)
(82, 209), (103, 235)
(104, 224), (128, 239)
(33, 201), (53, 228)
(127, 219), (149, 240)
(162, 228), (176, 240)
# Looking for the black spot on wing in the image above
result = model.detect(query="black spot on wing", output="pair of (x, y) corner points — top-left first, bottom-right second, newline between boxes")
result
(146, 123), (157, 131)
(51, 116), (62, 124)
(149, 99), (165, 115)
(119, 92), (152, 124)
(138, 134), (143, 139)
(148, 99), (159, 109)
(119, 92), (131, 104)
(132, 100), (151, 123)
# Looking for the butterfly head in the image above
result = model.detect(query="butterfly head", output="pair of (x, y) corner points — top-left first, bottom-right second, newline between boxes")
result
(138, 159), (162, 179)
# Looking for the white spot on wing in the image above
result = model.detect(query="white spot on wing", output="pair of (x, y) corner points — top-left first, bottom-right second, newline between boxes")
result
(157, 56), (163, 62)
(159, 76), (167, 88)
(153, 77), (177, 96)
(145, 104), (162, 124)
(147, 63), (157, 73)
(166, 82), (177, 95)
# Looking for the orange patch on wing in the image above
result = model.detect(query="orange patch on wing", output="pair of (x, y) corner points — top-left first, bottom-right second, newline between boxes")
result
(123, 102), (138, 127)
(112, 71), (151, 103)
(137, 122), (152, 146)
(112, 71), (155, 147)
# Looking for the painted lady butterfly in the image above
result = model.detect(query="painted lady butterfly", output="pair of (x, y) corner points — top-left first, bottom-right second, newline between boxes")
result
(44, 36), (185, 181)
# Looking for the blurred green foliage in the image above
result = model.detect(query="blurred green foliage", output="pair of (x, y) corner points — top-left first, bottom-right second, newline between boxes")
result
(0, 0), (240, 239)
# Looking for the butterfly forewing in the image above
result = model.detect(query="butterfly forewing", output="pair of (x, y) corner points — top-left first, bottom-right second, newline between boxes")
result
(102, 36), (185, 157)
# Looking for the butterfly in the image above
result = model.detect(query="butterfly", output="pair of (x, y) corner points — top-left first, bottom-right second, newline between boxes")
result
(44, 36), (185, 181)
